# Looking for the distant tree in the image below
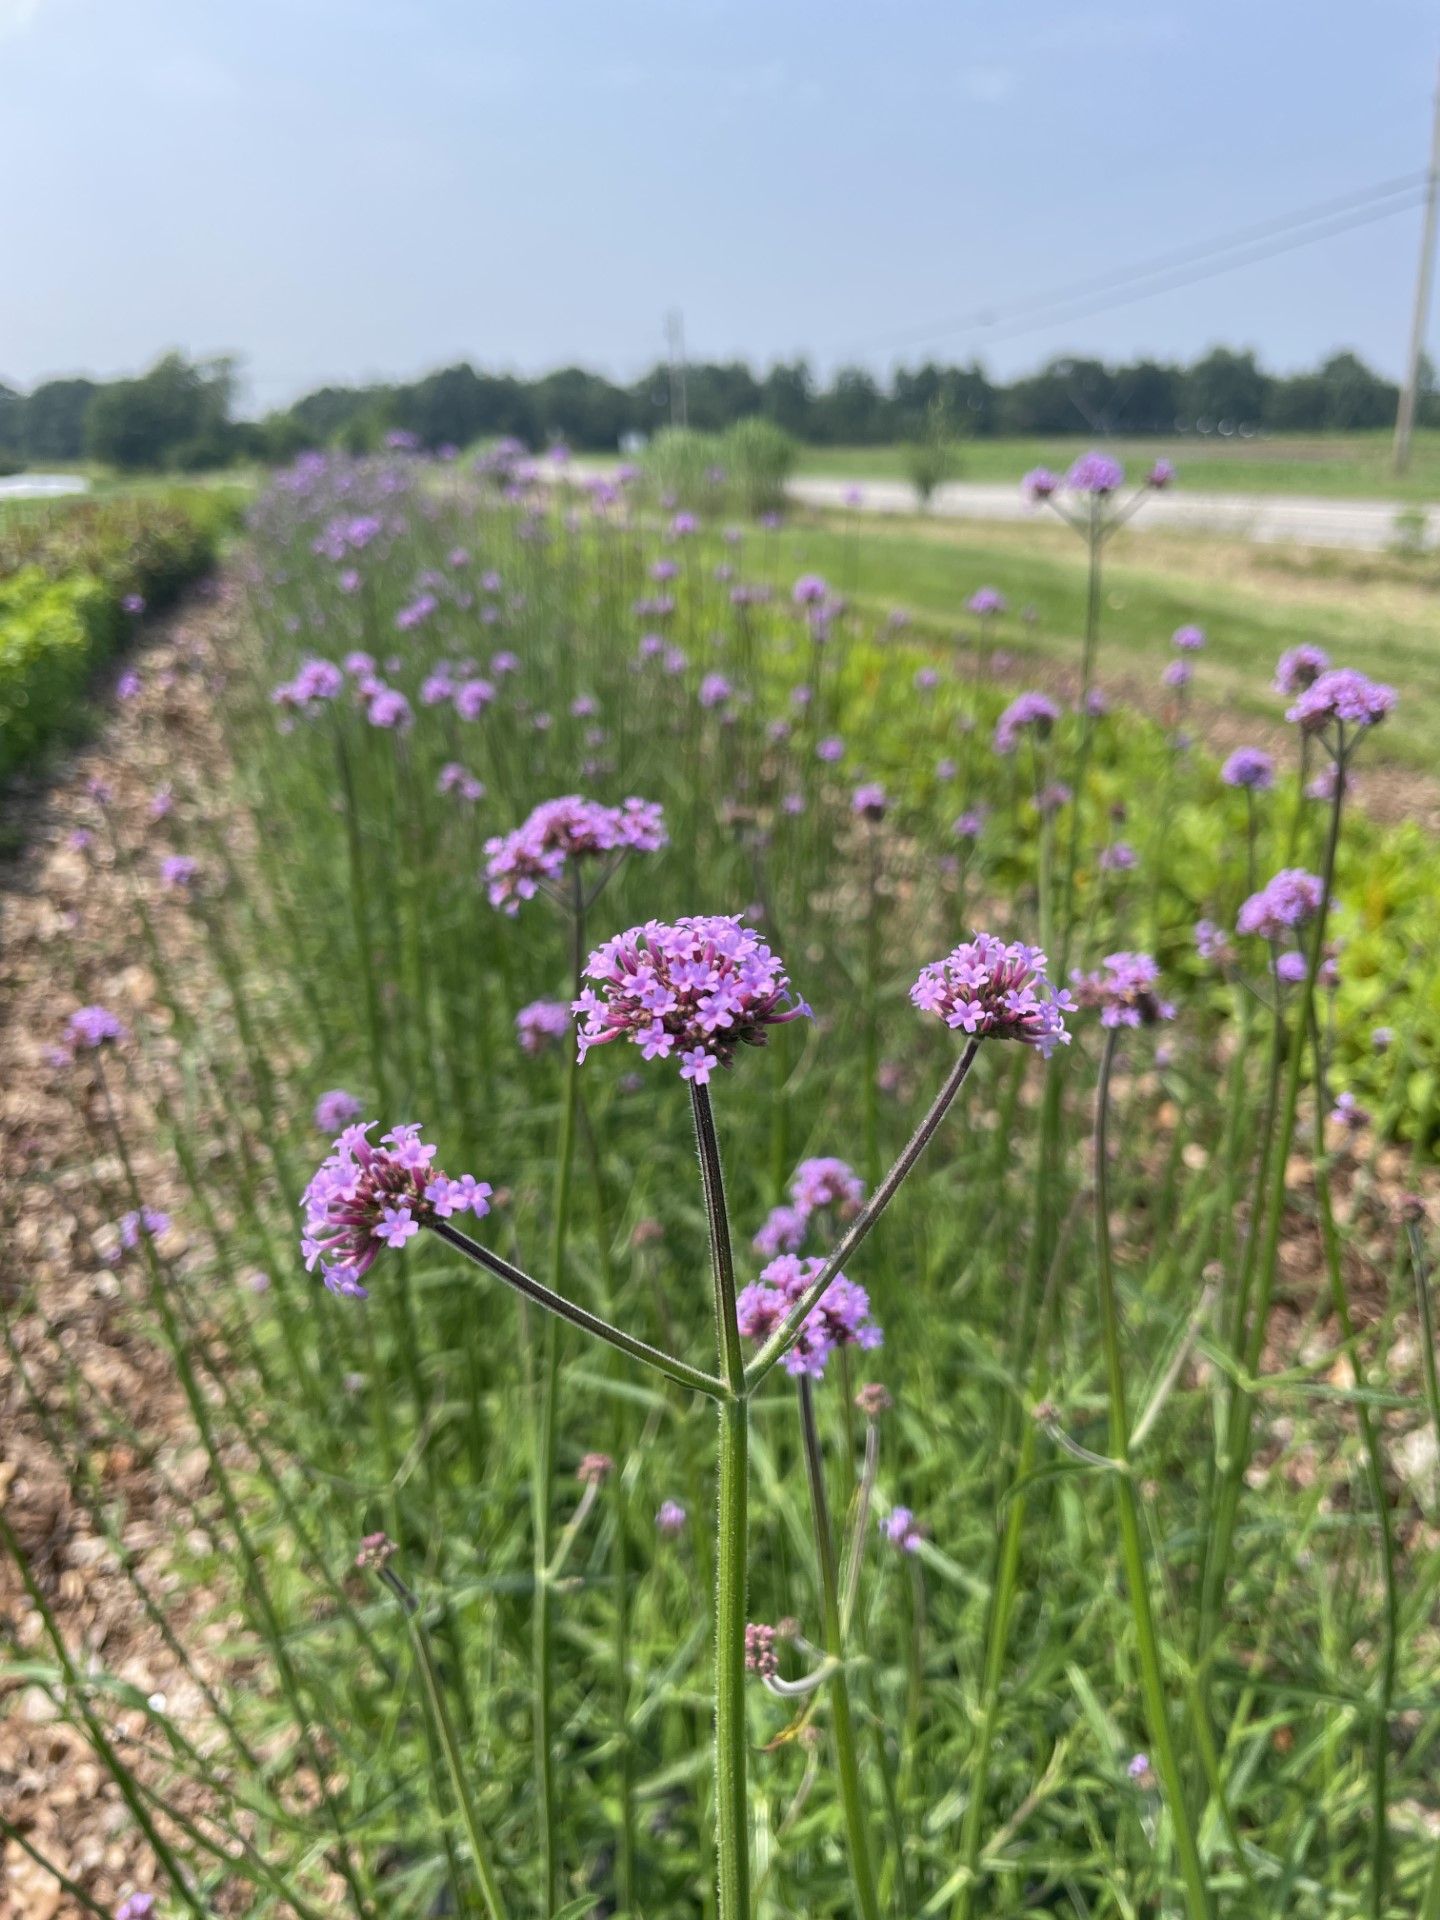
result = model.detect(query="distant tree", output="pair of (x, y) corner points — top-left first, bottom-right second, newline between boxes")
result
(529, 366), (635, 450)
(1110, 359), (1181, 433)
(21, 378), (98, 461)
(817, 366), (885, 444)
(1000, 356), (1118, 435)
(85, 352), (236, 470)
(760, 361), (815, 438)
(1314, 350), (1394, 430)
(0, 382), (21, 471)
(1263, 374), (1327, 431)
(1180, 347), (1268, 430)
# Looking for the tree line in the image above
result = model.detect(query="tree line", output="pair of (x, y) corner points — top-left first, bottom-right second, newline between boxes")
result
(1, 343), (1431, 473)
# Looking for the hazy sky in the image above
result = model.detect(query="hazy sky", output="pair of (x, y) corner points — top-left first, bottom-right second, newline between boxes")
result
(3, 0), (1437, 411)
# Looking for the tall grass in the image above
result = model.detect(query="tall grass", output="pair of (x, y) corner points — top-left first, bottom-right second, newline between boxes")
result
(4, 446), (1437, 1919)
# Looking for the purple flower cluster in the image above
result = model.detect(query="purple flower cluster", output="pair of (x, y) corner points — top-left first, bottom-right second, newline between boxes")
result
(911, 933), (1072, 1056)
(160, 854), (200, 892)
(271, 658), (345, 710)
(314, 1088), (364, 1133)
(967, 587), (1006, 615)
(1066, 451), (1125, 495)
(67, 1006), (127, 1050)
(1172, 624), (1205, 652)
(737, 1254), (882, 1379)
(852, 782), (887, 820)
(1070, 952), (1175, 1028)
(115, 1207), (170, 1252)
(1274, 644), (1330, 696)
(1022, 467), (1061, 501)
(516, 998), (571, 1054)
(1236, 869), (1324, 941)
(882, 1507), (924, 1553)
(1221, 747), (1274, 791)
(1285, 668), (1396, 735)
(574, 916), (810, 1085)
(993, 691), (1060, 755)
(300, 1122), (491, 1297)
(755, 1157), (865, 1256)
(656, 1499), (687, 1536)
(437, 762), (486, 802)
(484, 795), (666, 914)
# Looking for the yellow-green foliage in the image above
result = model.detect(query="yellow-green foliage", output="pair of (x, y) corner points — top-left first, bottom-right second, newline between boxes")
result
(0, 490), (238, 780)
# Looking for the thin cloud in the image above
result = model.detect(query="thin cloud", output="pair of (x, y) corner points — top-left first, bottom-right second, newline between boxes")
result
(958, 66), (1017, 105)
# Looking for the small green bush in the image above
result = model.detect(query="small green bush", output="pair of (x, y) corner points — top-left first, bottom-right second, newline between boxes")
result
(0, 489), (237, 780)
(720, 417), (797, 516)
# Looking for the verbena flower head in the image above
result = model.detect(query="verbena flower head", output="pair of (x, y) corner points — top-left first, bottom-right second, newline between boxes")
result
(1194, 919), (1234, 966)
(1022, 467), (1061, 501)
(1285, 667), (1397, 735)
(67, 1006), (127, 1050)
(852, 782), (887, 820)
(574, 916), (810, 1083)
(516, 998), (571, 1054)
(1099, 841), (1136, 872)
(911, 933), (1073, 1056)
(1222, 746), (1274, 791)
(1173, 624), (1205, 651)
(1331, 1090), (1369, 1131)
(1147, 459), (1175, 489)
(737, 1254), (881, 1379)
(115, 1207), (170, 1252)
(753, 1202), (810, 1258)
(792, 573), (828, 606)
(1274, 644), (1330, 695)
(1237, 868), (1324, 941)
(161, 854), (200, 892)
(301, 1122), (491, 1298)
(117, 1897), (156, 1920)
(994, 691), (1060, 755)
(1070, 951), (1175, 1028)
(438, 762), (485, 802)
(699, 673), (732, 709)
(314, 1088), (363, 1133)
(967, 586), (1006, 615)
(882, 1507), (924, 1552)
(484, 795), (666, 914)
(577, 1451), (614, 1484)
(656, 1499), (687, 1536)
(1162, 660), (1191, 689)
(745, 1622), (780, 1678)
(791, 1157), (865, 1219)
(1067, 451), (1124, 495)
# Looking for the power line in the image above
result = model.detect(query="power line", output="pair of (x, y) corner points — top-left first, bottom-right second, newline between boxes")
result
(844, 171), (1429, 359)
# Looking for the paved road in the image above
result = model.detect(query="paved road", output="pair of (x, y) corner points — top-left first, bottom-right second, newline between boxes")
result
(790, 475), (1439, 552)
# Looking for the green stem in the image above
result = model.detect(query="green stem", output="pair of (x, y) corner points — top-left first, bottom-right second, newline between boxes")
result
(798, 1378), (884, 1920)
(715, 1394), (751, 1920)
(1094, 1030), (1212, 1920)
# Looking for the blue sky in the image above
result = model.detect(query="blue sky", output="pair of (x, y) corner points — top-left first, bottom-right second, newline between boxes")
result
(2, 0), (1436, 410)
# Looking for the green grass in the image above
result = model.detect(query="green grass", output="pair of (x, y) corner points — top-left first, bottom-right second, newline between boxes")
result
(794, 430), (1440, 501)
(755, 510), (1440, 773)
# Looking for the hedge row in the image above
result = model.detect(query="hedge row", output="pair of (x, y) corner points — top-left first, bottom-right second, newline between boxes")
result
(0, 489), (241, 782)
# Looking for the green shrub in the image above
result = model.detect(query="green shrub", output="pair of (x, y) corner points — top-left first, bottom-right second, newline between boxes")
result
(0, 489), (238, 780)
(640, 425), (727, 509)
(720, 416), (797, 515)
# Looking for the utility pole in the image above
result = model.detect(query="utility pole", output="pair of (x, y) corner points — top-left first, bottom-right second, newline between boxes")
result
(666, 309), (689, 430)
(1393, 57), (1440, 474)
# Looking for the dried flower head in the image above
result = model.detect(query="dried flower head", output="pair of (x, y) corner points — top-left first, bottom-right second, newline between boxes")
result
(574, 916), (810, 1085)
(355, 1532), (397, 1571)
(911, 934), (1073, 1057)
(577, 1452), (614, 1485)
(855, 1382), (893, 1419)
(655, 1499), (687, 1536)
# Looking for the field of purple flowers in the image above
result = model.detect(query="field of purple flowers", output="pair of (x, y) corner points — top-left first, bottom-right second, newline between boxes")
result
(9, 442), (1440, 1920)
